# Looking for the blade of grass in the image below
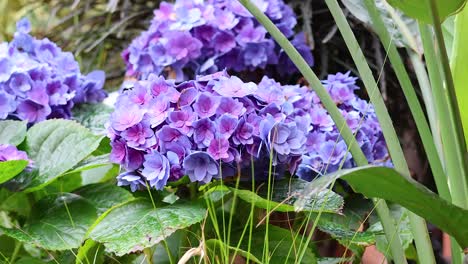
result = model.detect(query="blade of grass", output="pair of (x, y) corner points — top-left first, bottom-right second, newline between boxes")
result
(238, 1), (407, 263)
(325, 0), (437, 262)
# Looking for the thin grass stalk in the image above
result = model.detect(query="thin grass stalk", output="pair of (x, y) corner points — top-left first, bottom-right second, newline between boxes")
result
(238, 0), (407, 263)
(419, 23), (467, 264)
(325, 0), (436, 262)
(363, 0), (450, 202)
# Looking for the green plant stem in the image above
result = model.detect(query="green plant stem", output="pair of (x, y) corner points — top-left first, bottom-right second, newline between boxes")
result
(326, 0), (437, 263)
(427, 0), (468, 202)
(363, 0), (450, 202)
(420, 9), (468, 263)
(238, 1), (407, 263)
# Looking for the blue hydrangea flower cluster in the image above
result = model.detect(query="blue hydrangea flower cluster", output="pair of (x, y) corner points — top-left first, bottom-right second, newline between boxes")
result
(0, 19), (107, 123)
(107, 71), (389, 191)
(122, 0), (314, 82)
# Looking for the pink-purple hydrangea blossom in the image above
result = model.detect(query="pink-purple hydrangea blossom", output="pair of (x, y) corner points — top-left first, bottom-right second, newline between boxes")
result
(108, 71), (390, 191)
(122, 0), (313, 81)
(0, 18), (106, 123)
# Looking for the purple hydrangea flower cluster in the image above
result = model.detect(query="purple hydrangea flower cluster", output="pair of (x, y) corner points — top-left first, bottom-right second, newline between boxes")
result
(0, 144), (32, 165)
(0, 19), (107, 123)
(108, 71), (390, 191)
(122, 0), (313, 82)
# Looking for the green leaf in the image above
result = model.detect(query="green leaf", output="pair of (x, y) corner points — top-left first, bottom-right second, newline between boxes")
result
(74, 183), (134, 214)
(44, 172), (82, 193)
(88, 200), (206, 256)
(0, 189), (31, 216)
(0, 184), (132, 252)
(0, 160), (28, 184)
(15, 257), (51, 264)
(76, 239), (105, 264)
(235, 178), (343, 213)
(295, 166), (468, 248)
(316, 220), (376, 246)
(0, 193), (98, 251)
(368, 204), (414, 258)
(65, 154), (111, 176)
(386, 0), (467, 23)
(314, 195), (375, 252)
(72, 103), (113, 134)
(237, 225), (317, 264)
(24, 120), (103, 191)
(450, 6), (468, 145)
(0, 120), (27, 146)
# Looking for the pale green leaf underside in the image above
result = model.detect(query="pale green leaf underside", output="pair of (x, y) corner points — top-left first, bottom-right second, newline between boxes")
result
(0, 120), (27, 146)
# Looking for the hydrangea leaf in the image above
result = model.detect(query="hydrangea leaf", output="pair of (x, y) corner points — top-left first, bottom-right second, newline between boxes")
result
(0, 160), (28, 184)
(0, 193), (97, 251)
(74, 183), (135, 214)
(235, 178), (343, 213)
(0, 120), (27, 146)
(24, 120), (103, 191)
(236, 225), (317, 264)
(0, 185), (134, 251)
(386, 0), (467, 23)
(0, 189), (31, 216)
(44, 172), (82, 193)
(88, 200), (206, 256)
(315, 220), (375, 246)
(64, 154), (111, 176)
(295, 165), (468, 248)
(72, 103), (114, 135)
(315, 196), (376, 250)
(368, 203), (414, 258)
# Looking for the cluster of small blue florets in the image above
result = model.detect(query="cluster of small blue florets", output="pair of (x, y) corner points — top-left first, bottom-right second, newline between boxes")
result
(122, 0), (314, 81)
(0, 18), (106, 123)
(107, 70), (389, 191)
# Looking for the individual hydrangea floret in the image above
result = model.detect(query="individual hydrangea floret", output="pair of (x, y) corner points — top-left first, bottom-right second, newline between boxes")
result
(108, 71), (390, 191)
(0, 18), (107, 124)
(122, 0), (314, 81)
